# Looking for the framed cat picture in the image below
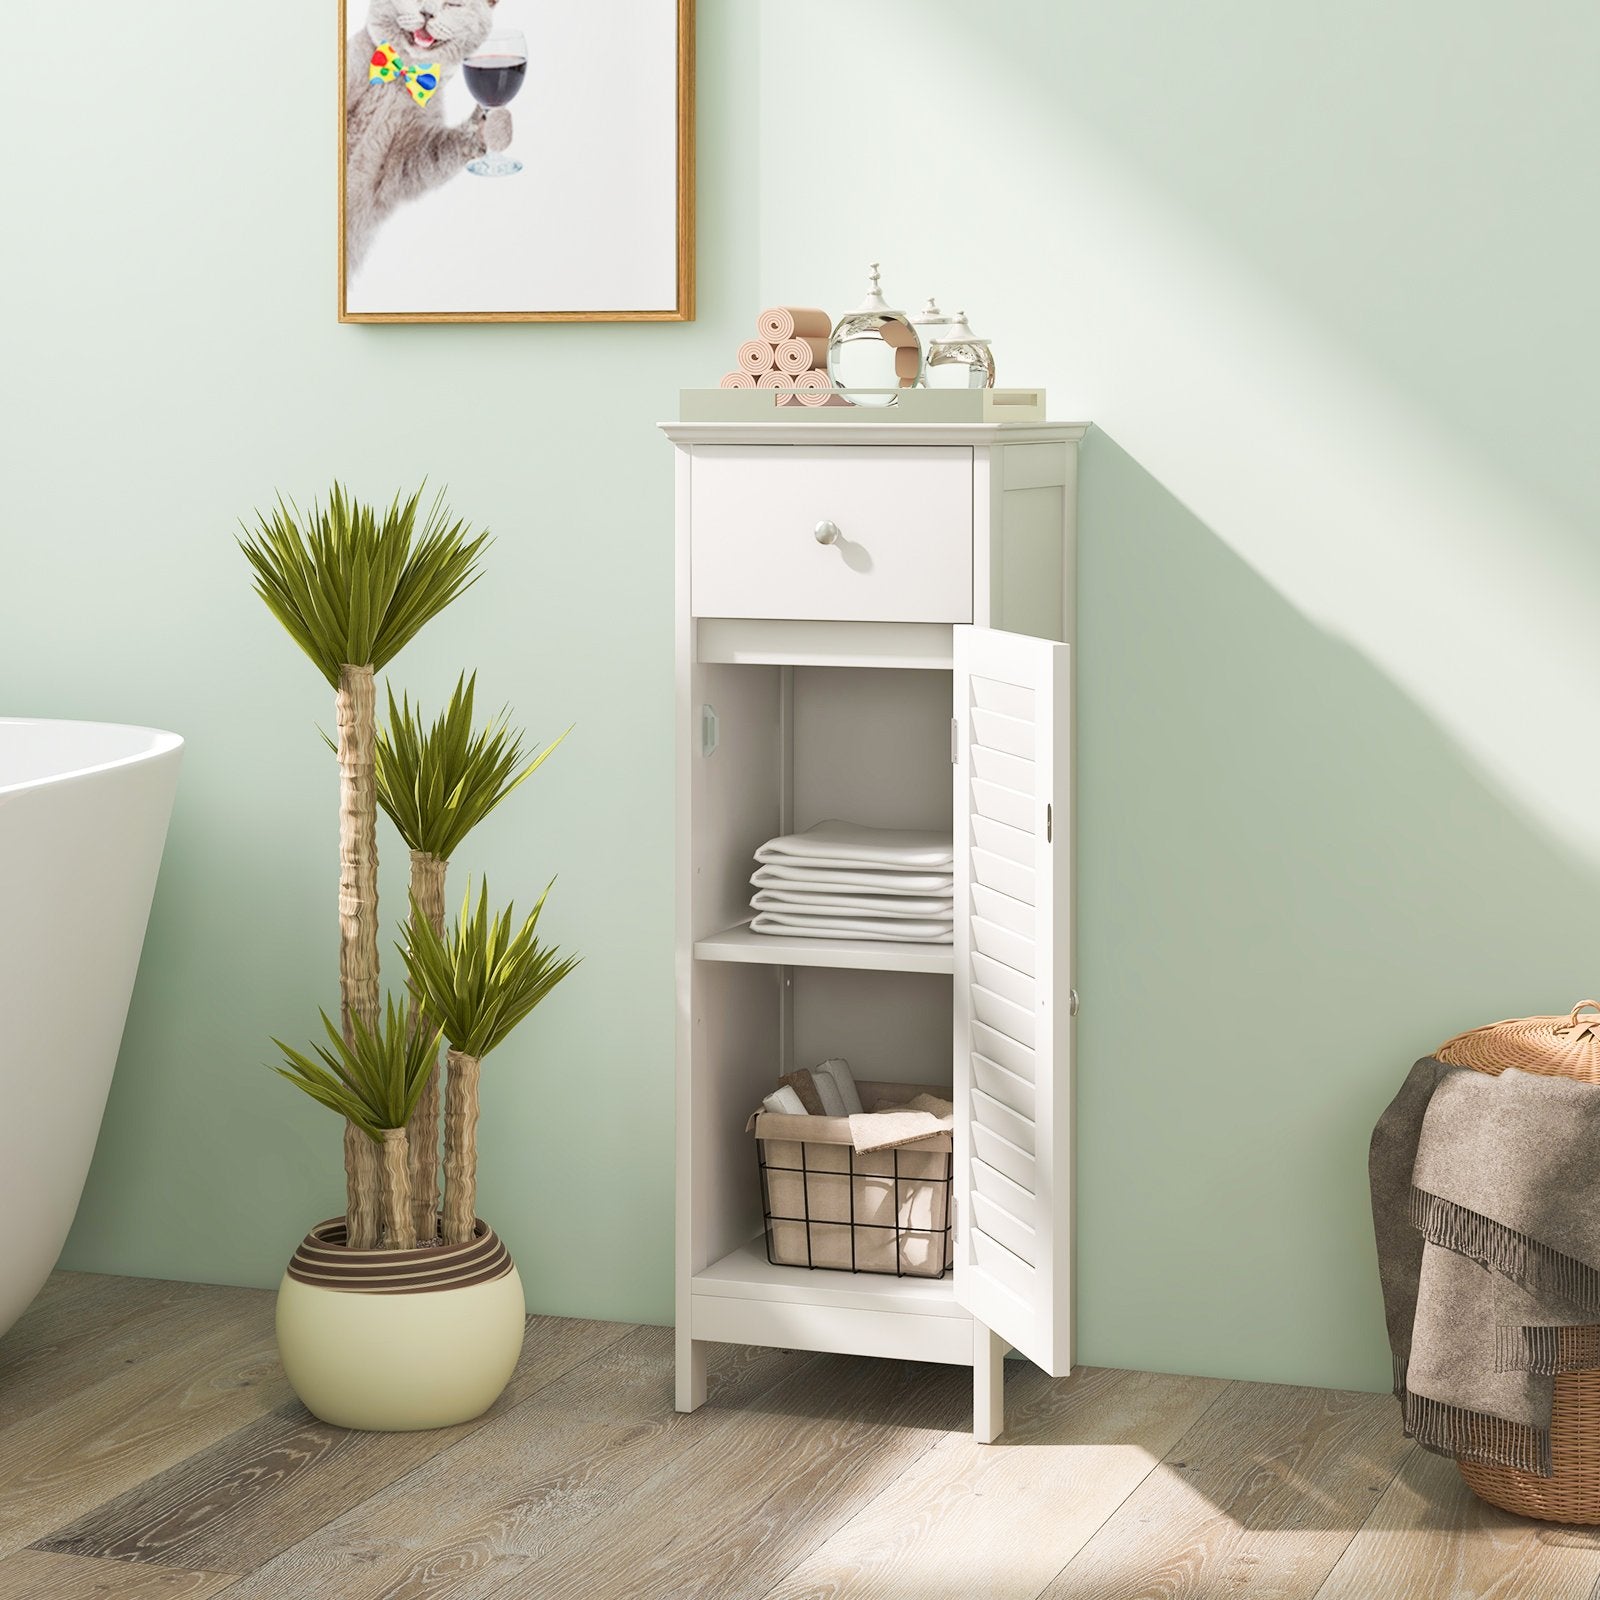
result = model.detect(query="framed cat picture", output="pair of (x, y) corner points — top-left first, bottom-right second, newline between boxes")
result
(340, 0), (694, 322)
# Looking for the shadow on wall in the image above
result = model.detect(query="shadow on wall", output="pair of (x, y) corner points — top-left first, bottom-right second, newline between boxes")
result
(1075, 431), (1600, 1392)
(978, 2), (1600, 552)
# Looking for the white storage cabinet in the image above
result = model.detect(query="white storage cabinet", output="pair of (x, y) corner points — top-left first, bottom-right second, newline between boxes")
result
(663, 418), (1083, 1441)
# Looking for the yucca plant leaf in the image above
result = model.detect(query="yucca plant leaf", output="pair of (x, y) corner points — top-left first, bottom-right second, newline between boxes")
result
(400, 879), (580, 1060)
(239, 485), (490, 686)
(374, 675), (569, 860)
(273, 994), (442, 1141)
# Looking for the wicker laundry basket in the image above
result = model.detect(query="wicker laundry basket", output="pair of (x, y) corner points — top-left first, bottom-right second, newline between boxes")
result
(1435, 1000), (1600, 1523)
(750, 1080), (952, 1279)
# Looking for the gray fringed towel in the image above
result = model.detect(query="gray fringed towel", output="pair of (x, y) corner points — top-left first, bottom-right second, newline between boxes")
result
(1370, 1057), (1600, 1476)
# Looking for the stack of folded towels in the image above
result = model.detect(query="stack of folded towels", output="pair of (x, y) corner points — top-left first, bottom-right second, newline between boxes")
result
(748, 820), (954, 945)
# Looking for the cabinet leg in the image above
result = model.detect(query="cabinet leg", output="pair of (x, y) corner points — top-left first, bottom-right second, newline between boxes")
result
(676, 1327), (708, 1413)
(974, 1323), (1006, 1443)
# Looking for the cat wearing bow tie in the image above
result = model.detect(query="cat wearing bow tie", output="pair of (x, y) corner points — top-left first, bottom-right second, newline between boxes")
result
(345, 0), (513, 272)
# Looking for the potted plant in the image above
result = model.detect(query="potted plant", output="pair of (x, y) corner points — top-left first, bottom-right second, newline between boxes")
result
(241, 486), (578, 1431)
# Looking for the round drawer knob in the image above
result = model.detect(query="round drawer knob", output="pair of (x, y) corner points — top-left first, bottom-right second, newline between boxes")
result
(813, 519), (841, 546)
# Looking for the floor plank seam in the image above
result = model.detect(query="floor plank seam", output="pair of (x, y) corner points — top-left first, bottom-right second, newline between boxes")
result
(1027, 1377), (1241, 1598)
(10, 1313), (641, 1585)
(246, 1339), (825, 1600)
(225, 1316), (645, 1572)
(750, 1418), (957, 1600)
(484, 1347), (837, 1600)
(1305, 1441), (1421, 1600)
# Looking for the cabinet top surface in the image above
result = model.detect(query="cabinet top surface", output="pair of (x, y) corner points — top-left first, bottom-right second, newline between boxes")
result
(658, 419), (1089, 447)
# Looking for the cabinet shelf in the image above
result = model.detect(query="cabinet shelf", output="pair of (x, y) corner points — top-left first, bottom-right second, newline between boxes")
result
(693, 920), (955, 976)
(695, 1238), (961, 1315)
(690, 1239), (971, 1366)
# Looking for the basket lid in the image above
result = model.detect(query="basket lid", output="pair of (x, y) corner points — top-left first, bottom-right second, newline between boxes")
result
(1435, 1001), (1600, 1084)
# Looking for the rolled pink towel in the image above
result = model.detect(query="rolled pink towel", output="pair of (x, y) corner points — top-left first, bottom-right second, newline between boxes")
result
(758, 370), (796, 389)
(737, 339), (776, 375)
(758, 306), (832, 343)
(792, 369), (833, 408)
(720, 370), (757, 389)
(773, 336), (829, 375)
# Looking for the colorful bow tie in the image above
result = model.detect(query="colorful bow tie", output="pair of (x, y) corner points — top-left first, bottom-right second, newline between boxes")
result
(368, 43), (440, 106)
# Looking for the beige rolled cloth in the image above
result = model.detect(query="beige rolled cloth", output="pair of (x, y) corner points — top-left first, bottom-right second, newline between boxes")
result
(758, 306), (832, 343)
(719, 370), (757, 389)
(737, 339), (776, 375)
(773, 336), (829, 375)
(877, 320), (923, 387)
(758, 370), (796, 389)
(792, 369), (833, 408)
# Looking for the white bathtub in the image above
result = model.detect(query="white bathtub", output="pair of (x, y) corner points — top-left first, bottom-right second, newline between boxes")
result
(0, 719), (182, 1338)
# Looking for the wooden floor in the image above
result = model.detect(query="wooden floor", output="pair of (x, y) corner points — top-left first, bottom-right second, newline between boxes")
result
(1, 1276), (1598, 1600)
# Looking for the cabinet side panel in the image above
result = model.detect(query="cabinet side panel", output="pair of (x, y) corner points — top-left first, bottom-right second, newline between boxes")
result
(992, 441), (1073, 644)
(1061, 445), (1079, 650)
(690, 660), (781, 939)
(995, 486), (1066, 642)
(690, 962), (783, 1269)
(685, 661), (785, 1269)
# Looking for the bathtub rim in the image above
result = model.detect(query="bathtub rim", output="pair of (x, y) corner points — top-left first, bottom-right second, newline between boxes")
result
(0, 717), (185, 798)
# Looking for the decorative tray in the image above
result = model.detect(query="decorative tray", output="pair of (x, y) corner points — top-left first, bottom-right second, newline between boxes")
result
(678, 388), (1048, 423)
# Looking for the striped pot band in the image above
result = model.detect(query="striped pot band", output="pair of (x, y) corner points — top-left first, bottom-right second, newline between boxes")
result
(287, 1217), (514, 1295)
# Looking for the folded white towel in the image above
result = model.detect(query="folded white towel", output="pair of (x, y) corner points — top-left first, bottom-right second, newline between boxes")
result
(762, 1085), (810, 1116)
(751, 888), (953, 920)
(750, 912), (954, 943)
(815, 1057), (865, 1116)
(755, 820), (954, 871)
(752, 863), (955, 897)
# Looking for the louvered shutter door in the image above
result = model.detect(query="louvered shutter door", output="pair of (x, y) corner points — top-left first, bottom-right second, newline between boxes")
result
(951, 626), (1074, 1376)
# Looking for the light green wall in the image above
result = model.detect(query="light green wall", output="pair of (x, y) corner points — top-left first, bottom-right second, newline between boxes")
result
(14, 2), (1599, 1390)
(13, 1), (758, 1325)
(753, 0), (1600, 1391)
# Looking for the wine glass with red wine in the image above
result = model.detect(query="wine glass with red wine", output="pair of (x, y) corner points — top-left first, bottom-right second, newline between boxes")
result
(464, 29), (527, 177)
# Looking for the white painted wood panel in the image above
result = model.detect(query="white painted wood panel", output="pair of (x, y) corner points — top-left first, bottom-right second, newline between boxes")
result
(693, 922), (956, 976)
(952, 625), (1074, 1379)
(690, 446), (974, 623)
(692, 1293), (974, 1367)
(695, 618), (955, 670)
(693, 1238), (965, 1316)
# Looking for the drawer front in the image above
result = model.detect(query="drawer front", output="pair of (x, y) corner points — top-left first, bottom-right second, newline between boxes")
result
(690, 446), (974, 622)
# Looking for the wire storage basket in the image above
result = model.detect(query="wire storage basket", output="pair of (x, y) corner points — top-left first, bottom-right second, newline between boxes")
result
(1437, 1001), (1600, 1523)
(750, 1080), (952, 1279)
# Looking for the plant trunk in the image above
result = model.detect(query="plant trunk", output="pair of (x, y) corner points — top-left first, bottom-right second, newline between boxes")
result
(379, 1128), (417, 1250)
(442, 1048), (481, 1246)
(407, 850), (449, 1244)
(337, 664), (382, 1249)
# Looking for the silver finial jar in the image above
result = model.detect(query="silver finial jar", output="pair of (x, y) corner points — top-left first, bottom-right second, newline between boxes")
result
(827, 264), (923, 407)
(923, 309), (996, 390)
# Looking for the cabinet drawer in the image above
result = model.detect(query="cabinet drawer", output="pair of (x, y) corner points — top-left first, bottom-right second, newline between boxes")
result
(690, 446), (973, 623)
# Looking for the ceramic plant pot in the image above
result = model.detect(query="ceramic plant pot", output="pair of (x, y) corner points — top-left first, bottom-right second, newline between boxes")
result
(275, 1217), (525, 1431)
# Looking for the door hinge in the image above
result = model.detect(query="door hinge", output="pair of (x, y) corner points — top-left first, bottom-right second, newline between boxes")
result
(700, 704), (719, 757)
(951, 1192), (958, 1244)
(1046, 803), (1053, 843)
(950, 717), (959, 764)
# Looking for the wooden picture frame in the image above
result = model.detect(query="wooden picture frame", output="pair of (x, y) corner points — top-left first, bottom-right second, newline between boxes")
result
(339, 0), (694, 323)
